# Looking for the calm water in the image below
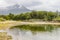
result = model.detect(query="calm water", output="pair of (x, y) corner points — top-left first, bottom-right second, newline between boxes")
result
(1, 25), (60, 40)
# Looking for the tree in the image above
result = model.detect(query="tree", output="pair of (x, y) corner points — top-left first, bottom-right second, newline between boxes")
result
(8, 13), (14, 20)
(47, 12), (57, 21)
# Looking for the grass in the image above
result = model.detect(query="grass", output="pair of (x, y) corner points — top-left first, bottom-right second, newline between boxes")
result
(0, 21), (17, 30)
(0, 23), (9, 30)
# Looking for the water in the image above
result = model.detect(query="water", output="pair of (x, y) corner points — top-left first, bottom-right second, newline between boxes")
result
(7, 28), (60, 40)
(1, 25), (60, 40)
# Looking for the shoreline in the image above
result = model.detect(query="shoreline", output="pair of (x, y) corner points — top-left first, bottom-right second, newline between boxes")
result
(0, 21), (60, 30)
(0, 21), (60, 25)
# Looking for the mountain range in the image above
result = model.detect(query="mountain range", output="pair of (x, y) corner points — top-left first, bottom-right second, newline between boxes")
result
(0, 4), (31, 15)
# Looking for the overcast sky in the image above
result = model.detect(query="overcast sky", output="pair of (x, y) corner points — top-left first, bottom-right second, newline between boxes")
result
(0, 0), (60, 11)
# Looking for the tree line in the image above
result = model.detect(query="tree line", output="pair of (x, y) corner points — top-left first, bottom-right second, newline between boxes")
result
(0, 11), (60, 21)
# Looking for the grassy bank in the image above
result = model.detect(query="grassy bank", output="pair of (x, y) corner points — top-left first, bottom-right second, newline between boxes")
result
(0, 21), (60, 30)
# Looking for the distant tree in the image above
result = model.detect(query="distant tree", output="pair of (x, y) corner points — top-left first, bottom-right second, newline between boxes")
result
(47, 12), (57, 21)
(8, 13), (14, 20)
(0, 11), (58, 21)
(30, 10), (38, 19)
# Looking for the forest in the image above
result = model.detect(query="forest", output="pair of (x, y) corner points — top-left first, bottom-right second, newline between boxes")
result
(0, 11), (60, 21)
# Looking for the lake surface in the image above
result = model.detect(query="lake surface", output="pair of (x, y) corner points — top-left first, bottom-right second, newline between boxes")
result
(1, 25), (60, 40)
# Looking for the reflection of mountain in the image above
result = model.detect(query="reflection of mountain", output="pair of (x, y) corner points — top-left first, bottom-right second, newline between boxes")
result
(0, 4), (31, 15)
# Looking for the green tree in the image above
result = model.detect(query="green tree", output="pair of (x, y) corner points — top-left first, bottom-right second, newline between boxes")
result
(8, 13), (14, 20)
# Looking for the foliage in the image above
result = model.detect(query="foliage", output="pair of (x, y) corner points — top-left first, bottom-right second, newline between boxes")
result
(0, 11), (59, 21)
(0, 17), (6, 21)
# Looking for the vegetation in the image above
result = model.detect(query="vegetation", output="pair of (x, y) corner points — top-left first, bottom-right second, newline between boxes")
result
(0, 11), (60, 21)
(53, 16), (60, 21)
(0, 17), (6, 21)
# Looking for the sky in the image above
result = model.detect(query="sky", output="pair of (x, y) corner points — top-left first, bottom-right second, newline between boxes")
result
(0, 0), (60, 11)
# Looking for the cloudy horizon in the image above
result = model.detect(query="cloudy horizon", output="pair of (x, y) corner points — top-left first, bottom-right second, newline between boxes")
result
(0, 0), (60, 11)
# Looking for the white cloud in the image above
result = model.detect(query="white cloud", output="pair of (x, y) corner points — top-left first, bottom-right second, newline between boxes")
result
(0, 0), (8, 7)
(0, 0), (60, 11)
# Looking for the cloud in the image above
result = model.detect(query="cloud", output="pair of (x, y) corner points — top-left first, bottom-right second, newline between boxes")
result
(0, 0), (8, 7)
(5, 0), (42, 6)
(23, 1), (42, 7)
(0, 0), (60, 11)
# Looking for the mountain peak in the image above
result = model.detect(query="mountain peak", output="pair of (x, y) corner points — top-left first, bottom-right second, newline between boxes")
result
(0, 4), (31, 15)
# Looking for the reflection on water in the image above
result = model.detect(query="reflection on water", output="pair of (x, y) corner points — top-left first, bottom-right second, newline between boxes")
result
(7, 28), (60, 40)
(10, 25), (58, 32)
(7, 25), (60, 40)
(0, 25), (60, 40)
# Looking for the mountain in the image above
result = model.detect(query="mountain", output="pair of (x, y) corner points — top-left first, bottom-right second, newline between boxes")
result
(0, 4), (31, 15)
